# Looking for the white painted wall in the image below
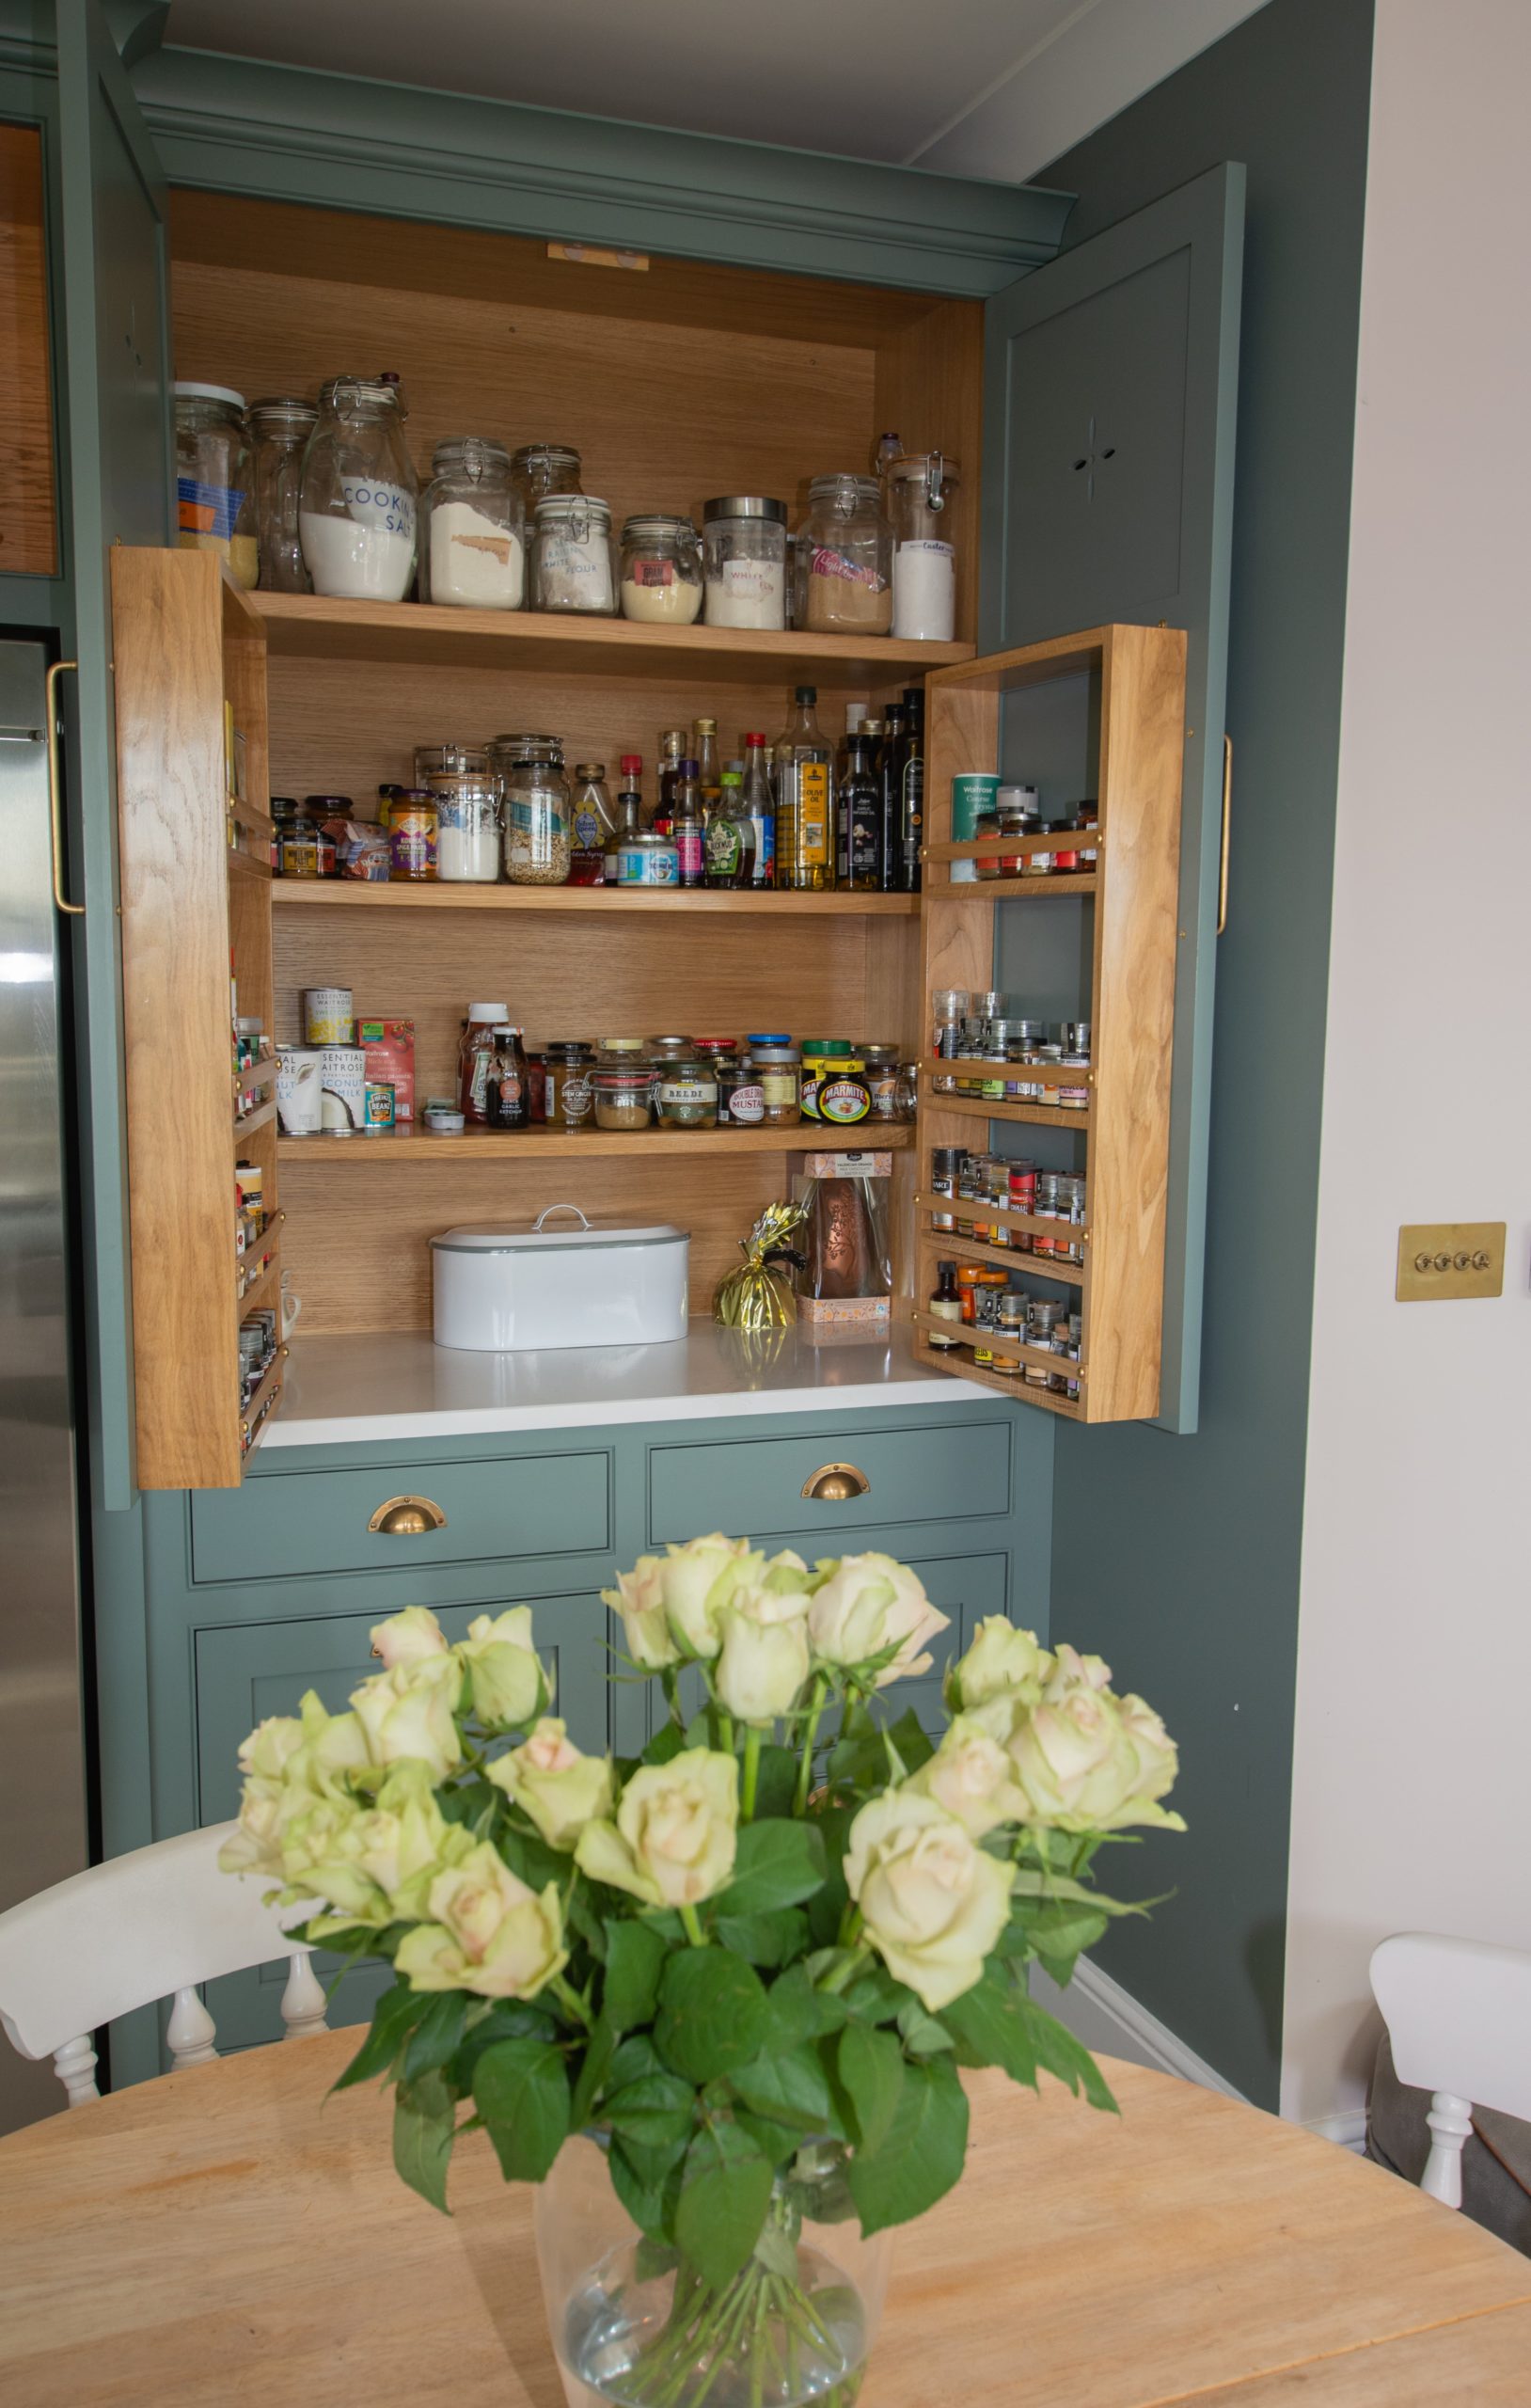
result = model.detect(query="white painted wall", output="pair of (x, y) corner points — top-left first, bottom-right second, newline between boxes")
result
(1282, 0), (1531, 2134)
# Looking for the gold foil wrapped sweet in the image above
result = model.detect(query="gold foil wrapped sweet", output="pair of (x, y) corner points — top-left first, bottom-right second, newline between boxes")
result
(713, 1199), (810, 1333)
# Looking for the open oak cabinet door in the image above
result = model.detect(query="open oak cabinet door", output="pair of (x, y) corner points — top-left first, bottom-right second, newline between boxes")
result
(949, 161), (1245, 1432)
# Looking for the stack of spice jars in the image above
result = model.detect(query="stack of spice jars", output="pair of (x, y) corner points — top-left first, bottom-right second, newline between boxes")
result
(929, 1147), (1087, 1259)
(969, 789), (1098, 880)
(931, 991), (1092, 1109)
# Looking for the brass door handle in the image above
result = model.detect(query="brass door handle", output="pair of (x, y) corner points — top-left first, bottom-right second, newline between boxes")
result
(368, 1495), (448, 1535)
(801, 1463), (870, 1501)
(1217, 733), (1232, 936)
(46, 660), (84, 916)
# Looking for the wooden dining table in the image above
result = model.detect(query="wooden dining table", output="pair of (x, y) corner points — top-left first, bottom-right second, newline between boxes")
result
(1, 2027), (1527, 2406)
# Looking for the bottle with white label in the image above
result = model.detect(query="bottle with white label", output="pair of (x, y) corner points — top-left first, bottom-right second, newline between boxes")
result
(772, 686), (832, 892)
(888, 452), (960, 642)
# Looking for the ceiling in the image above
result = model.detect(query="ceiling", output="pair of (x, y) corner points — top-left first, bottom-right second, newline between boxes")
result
(164, 0), (1267, 181)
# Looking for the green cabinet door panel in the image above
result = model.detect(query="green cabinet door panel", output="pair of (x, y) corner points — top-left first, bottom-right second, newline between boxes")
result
(55, 0), (172, 1508)
(648, 1418), (1016, 1552)
(983, 162), (1244, 1434)
(189, 1446), (613, 1585)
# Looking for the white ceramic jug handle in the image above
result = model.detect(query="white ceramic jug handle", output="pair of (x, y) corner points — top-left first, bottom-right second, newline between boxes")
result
(281, 1273), (302, 1337)
(533, 1203), (591, 1232)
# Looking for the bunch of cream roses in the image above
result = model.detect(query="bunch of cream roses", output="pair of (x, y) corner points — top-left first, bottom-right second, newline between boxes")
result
(222, 1536), (1181, 2020)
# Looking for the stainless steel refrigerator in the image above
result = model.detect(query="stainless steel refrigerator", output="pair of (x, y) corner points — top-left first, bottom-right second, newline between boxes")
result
(0, 638), (91, 2131)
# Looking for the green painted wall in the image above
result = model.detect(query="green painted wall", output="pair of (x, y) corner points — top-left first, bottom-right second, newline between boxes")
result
(1040, 0), (1375, 2106)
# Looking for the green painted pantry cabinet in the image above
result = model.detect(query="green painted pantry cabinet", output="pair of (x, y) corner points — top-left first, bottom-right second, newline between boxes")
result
(5, 0), (1242, 2083)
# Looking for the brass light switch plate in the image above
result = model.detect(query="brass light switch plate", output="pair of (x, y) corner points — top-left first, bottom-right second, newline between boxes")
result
(1396, 1223), (1506, 1301)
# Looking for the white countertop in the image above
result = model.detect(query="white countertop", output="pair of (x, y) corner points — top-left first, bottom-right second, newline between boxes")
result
(265, 1320), (986, 1449)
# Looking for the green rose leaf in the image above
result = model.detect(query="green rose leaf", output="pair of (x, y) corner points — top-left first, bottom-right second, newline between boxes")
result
(841, 1962), (909, 2026)
(655, 1948), (768, 2083)
(607, 2033), (664, 2088)
(570, 2013), (619, 2131)
(715, 1908), (809, 1967)
(332, 1980), (429, 2092)
(402, 1989), (468, 2082)
(751, 1743), (799, 1820)
(805, 1805), (853, 1947)
(763, 1963), (849, 2050)
(609, 2137), (680, 2239)
(439, 1774), (497, 1828)
(836, 2025), (905, 2155)
(604, 2070), (698, 2153)
(471, 2037), (572, 2183)
(711, 1819), (827, 1917)
(845, 2054), (970, 2236)
(497, 1824), (566, 1893)
(733, 2108), (804, 2165)
(896, 1999), (956, 2058)
(674, 2123), (774, 2289)
(453, 1999), (558, 2083)
(880, 1705), (936, 1775)
(603, 1919), (667, 2032)
(730, 2042), (840, 2135)
(641, 1719), (687, 1768)
(393, 2068), (456, 2214)
(941, 1973), (1039, 2085)
(1012, 1990), (1118, 2115)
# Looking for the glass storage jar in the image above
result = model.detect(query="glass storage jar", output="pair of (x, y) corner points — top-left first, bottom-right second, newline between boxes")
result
(428, 769), (500, 882)
(415, 743), (489, 783)
(497, 740), (572, 885)
(702, 496), (789, 629)
(887, 451), (960, 642)
(420, 437), (524, 610)
(655, 1055), (718, 1129)
(619, 515), (702, 624)
(299, 376), (418, 602)
(592, 1066), (656, 1132)
(797, 474), (892, 637)
(245, 395), (316, 593)
(752, 1044), (802, 1127)
(531, 495), (618, 614)
(544, 1041), (595, 1129)
(174, 383), (258, 589)
(511, 442), (582, 519)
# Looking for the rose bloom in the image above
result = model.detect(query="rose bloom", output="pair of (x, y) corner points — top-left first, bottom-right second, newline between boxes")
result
(713, 1589), (812, 1725)
(844, 1790), (1013, 2011)
(454, 1606), (545, 1731)
(489, 1718), (615, 1850)
(370, 1604), (450, 1673)
(908, 1714), (1029, 1838)
(350, 1656), (464, 1784)
(1006, 1685), (1185, 1833)
(602, 1556), (681, 1671)
(944, 1617), (1051, 1714)
(395, 1841), (567, 2001)
(656, 1535), (762, 1660)
(575, 1747), (738, 1908)
(220, 1690), (372, 1881)
(1042, 1642), (1113, 1702)
(807, 1555), (950, 1687)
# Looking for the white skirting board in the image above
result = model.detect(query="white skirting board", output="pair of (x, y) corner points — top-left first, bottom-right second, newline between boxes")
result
(1031, 1959), (1246, 2100)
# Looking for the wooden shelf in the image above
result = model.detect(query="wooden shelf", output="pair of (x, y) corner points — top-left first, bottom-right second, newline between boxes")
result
(279, 1123), (916, 1165)
(233, 1098), (276, 1141)
(913, 1186), (1092, 1245)
(921, 1077), (1091, 1133)
(922, 874), (1097, 902)
(910, 1311), (1083, 1411)
(273, 881), (920, 919)
(931, 1054), (1095, 1087)
(915, 1225), (1085, 1288)
(249, 591), (975, 686)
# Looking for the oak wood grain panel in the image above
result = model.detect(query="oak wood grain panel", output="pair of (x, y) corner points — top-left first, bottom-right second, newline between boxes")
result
(8, 2037), (1526, 2407)
(0, 123), (56, 576)
(913, 1223), (1085, 1288)
(279, 1127), (914, 1165)
(1186, 2303), (1531, 2405)
(1084, 623), (1185, 1422)
(112, 550), (249, 1487)
(274, 881), (918, 919)
(871, 296), (985, 644)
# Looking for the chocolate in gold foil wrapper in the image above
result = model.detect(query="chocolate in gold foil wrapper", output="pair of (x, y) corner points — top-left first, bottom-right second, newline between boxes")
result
(712, 1198), (809, 1332)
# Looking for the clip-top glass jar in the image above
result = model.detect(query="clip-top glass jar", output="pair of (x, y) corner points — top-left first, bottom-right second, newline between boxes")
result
(702, 496), (789, 630)
(299, 376), (418, 602)
(532, 495), (618, 615)
(797, 473), (892, 637)
(511, 443), (582, 518)
(245, 395), (316, 594)
(887, 451), (960, 642)
(174, 383), (258, 589)
(619, 515), (702, 625)
(428, 769), (500, 883)
(497, 737), (572, 886)
(420, 437), (525, 610)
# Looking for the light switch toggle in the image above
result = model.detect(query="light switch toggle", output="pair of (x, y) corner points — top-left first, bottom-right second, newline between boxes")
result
(1396, 1224), (1506, 1301)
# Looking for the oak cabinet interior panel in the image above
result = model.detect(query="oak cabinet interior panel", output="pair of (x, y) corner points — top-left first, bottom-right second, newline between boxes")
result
(0, 120), (57, 576)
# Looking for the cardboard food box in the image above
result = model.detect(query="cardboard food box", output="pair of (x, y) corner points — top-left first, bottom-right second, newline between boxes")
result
(358, 1018), (415, 1123)
(797, 1294), (892, 1330)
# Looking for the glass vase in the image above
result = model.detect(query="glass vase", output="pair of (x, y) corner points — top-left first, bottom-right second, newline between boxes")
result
(535, 2131), (892, 2408)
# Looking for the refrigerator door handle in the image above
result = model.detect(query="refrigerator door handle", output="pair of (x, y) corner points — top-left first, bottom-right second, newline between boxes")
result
(46, 660), (84, 916)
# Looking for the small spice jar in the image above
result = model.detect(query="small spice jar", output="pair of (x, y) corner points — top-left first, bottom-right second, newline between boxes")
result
(723, 1054), (766, 1127)
(420, 436), (525, 610)
(752, 1044), (802, 1127)
(532, 495), (618, 615)
(592, 1065), (656, 1132)
(389, 789), (438, 880)
(655, 1055), (718, 1129)
(544, 1040), (594, 1130)
(620, 515), (702, 626)
(511, 443), (582, 518)
(860, 1042), (901, 1121)
(1073, 800), (1099, 868)
(702, 496), (789, 630)
(796, 474), (892, 636)
(278, 802), (320, 879)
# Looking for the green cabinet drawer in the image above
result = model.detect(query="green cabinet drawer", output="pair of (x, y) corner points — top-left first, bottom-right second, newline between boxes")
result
(648, 1419), (1013, 1551)
(197, 1589), (609, 2052)
(190, 1446), (611, 1585)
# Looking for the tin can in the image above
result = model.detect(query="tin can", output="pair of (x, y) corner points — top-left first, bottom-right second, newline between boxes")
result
(276, 1044), (324, 1135)
(618, 831), (680, 886)
(302, 987), (354, 1046)
(319, 1044), (369, 1135)
(364, 1080), (396, 1133)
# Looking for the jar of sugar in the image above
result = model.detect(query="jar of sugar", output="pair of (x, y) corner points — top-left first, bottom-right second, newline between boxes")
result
(887, 451), (960, 642)
(619, 514), (702, 624)
(299, 377), (418, 603)
(419, 437), (525, 611)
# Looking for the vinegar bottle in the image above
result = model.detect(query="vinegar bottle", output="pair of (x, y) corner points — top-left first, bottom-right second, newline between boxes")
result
(773, 686), (832, 892)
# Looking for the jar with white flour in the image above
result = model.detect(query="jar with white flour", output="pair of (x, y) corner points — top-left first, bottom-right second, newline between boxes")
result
(420, 437), (525, 610)
(702, 495), (788, 630)
(531, 495), (618, 615)
(299, 376), (418, 603)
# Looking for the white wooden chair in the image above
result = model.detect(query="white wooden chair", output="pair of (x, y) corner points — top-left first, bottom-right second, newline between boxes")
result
(0, 1822), (326, 2108)
(1369, 1932), (1531, 2209)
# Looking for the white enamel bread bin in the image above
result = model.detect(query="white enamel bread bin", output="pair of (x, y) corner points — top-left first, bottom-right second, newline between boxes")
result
(430, 1204), (689, 1352)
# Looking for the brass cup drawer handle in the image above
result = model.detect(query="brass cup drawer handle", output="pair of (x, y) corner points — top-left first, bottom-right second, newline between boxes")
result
(369, 1495), (448, 1535)
(801, 1463), (870, 1501)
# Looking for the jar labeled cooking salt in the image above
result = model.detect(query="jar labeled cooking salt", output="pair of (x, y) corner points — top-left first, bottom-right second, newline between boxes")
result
(420, 437), (525, 610)
(620, 515), (702, 625)
(299, 376), (418, 602)
(702, 496), (789, 630)
(887, 452), (959, 642)
(532, 495), (618, 615)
